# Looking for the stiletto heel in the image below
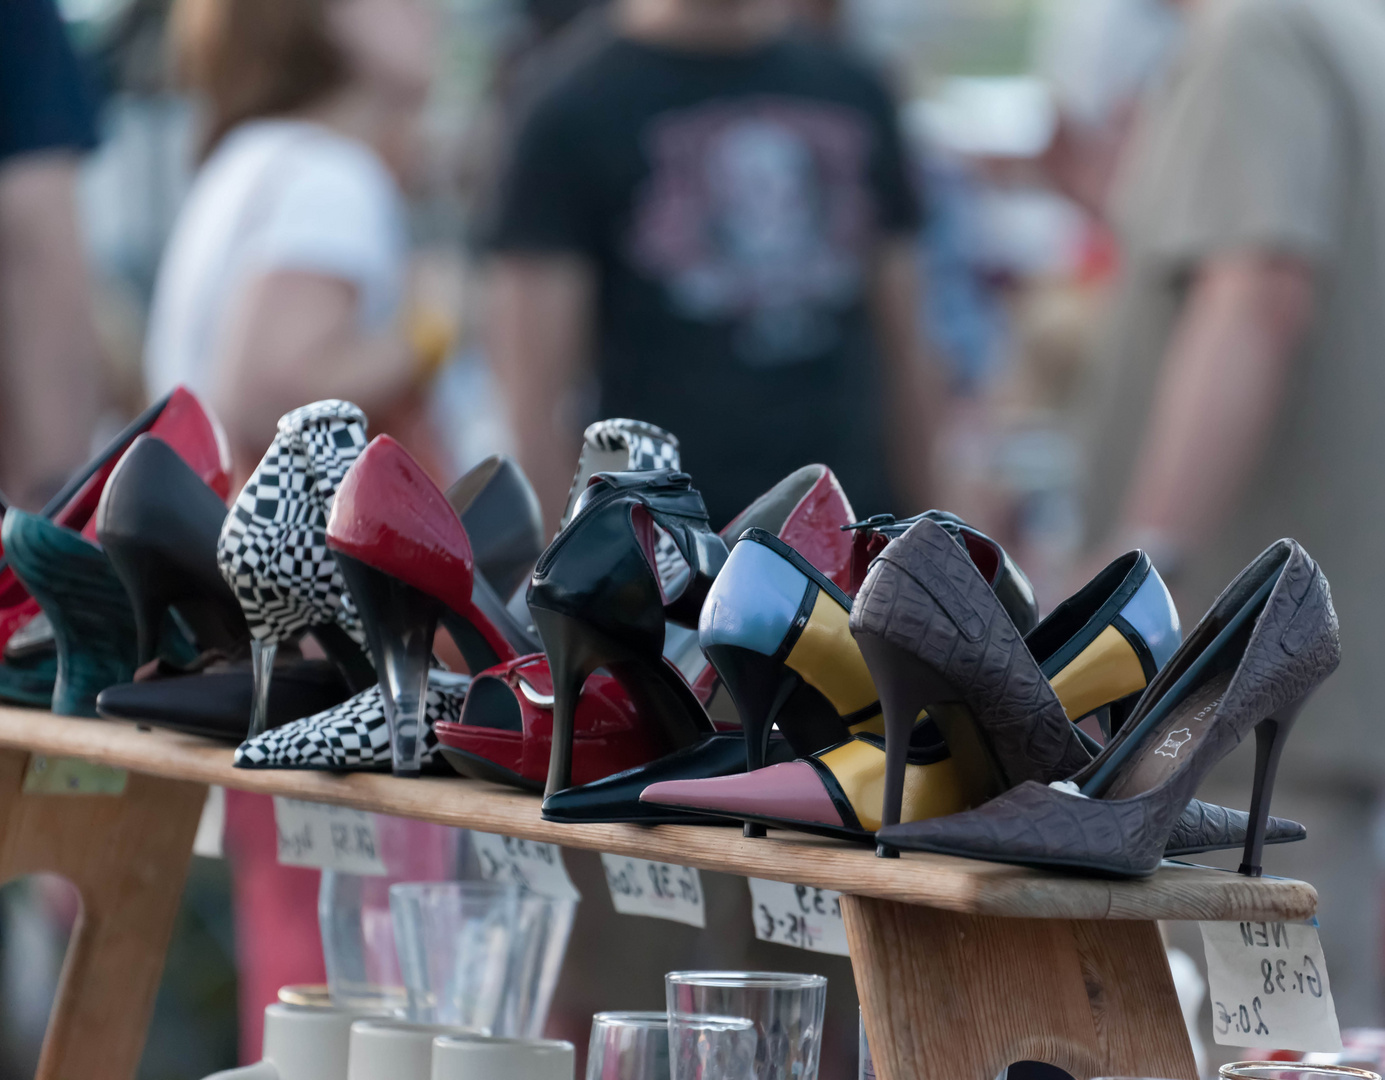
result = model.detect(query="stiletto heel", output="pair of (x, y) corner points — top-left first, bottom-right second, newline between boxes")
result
(531, 606), (609, 794)
(249, 639), (278, 738)
(1240, 700), (1304, 877)
(335, 553), (442, 776)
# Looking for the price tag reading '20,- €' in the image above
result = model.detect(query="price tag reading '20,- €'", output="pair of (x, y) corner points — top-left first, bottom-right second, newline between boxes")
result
(1199, 919), (1341, 1052)
(746, 879), (849, 957)
(272, 798), (387, 876)
(600, 854), (706, 927)
(472, 832), (581, 902)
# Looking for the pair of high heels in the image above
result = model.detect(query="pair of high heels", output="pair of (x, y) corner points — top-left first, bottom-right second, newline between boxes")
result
(0, 389), (232, 715)
(856, 523), (1339, 876)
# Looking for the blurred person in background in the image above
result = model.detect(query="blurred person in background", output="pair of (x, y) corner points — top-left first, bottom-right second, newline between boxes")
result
(151, 0), (444, 1060)
(486, 0), (943, 530)
(0, 0), (104, 510)
(150, 0), (449, 488)
(1082, 0), (1385, 1026)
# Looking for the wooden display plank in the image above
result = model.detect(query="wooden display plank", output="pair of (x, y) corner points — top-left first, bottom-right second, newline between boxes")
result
(0, 706), (1315, 923)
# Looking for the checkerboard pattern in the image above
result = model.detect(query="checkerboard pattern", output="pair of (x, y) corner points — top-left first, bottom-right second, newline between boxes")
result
(216, 400), (369, 645)
(233, 673), (468, 770)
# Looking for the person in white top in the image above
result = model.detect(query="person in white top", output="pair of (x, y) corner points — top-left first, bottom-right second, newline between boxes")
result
(148, 0), (442, 484)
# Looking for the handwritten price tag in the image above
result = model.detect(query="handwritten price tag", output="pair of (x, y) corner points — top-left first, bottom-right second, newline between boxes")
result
(472, 832), (580, 901)
(23, 755), (127, 795)
(272, 797), (386, 876)
(747, 879), (849, 956)
(1200, 920), (1341, 1052)
(600, 854), (705, 927)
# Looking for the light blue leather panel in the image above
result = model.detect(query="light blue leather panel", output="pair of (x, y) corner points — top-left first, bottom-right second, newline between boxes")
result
(1120, 566), (1182, 670)
(698, 539), (808, 656)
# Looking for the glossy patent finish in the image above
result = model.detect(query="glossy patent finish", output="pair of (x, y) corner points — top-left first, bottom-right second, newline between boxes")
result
(719, 464), (856, 592)
(437, 654), (669, 792)
(326, 435), (515, 666)
(446, 454), (545, 601)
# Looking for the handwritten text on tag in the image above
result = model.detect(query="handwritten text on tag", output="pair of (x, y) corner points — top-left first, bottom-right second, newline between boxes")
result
(747, 879), (849, 956)
(23, 755), (127, 795)
(272, 797), (386, 875)
(472, 832), (580, 901)
(601, 854), (705, 927)
(1200, 920), (1341, 1052)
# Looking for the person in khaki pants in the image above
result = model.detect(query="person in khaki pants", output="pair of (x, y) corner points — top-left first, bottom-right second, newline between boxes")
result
(1081, 0), (1385, 1033)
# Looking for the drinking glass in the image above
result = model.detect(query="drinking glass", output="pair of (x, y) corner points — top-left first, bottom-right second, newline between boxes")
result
(666, 971), (827, 1080)
(1219, 1065), (1382, 1079)
(498, 891), (579, 1039)
(668, 1014), (757, 1080)
(586, 1012), (669, 1080)
(858, 1008), (874, 1080)
(391, 881), (519, 1032)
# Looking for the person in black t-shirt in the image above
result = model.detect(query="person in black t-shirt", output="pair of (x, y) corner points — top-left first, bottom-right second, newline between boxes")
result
(0, 0), (102, 508)
(486, 0), (943, 529)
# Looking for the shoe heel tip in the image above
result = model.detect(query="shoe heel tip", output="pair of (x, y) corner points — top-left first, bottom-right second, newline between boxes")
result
(875, 842), (899, 859)
(743, 823), (767, 839)
(1237, 862), (1264, 878)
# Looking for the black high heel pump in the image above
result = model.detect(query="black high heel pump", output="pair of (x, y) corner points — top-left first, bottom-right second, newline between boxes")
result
(95, 434), (248, 664)
(528, 469), (728, 796)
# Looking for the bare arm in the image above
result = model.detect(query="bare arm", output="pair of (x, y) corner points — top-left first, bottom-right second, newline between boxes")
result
(488, 254), (595, 534)
(868, 238), (945, 513)
(1113, 252), (1316, 561)
(213, 269), (417, 466)
(0, 155), (102, 507)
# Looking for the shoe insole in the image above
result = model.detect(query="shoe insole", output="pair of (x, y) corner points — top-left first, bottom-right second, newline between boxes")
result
(1104, 668), (1233, 800)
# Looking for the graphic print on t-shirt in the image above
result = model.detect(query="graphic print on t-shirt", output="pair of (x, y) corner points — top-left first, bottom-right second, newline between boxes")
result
(629, 96), (873, 367)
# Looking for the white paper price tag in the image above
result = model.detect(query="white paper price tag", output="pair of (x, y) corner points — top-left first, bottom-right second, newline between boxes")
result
(472, 832), (580, 901)
(272, 797), (386, 876)
(747, 878), (849, 956)
(1200, 919), (1341, 1052)
(600, 854), (705, 927)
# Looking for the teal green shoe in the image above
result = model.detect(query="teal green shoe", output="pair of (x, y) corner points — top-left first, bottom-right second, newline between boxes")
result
(0, 649), (59, 707)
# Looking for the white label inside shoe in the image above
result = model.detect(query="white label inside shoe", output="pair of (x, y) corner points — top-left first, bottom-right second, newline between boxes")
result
(600, 854), (705, 927)
(272, 797), (386, 876)
(472, 832), (581, 901)
(747, 878), (850, 957)
(1200, 919), (1342, 1052)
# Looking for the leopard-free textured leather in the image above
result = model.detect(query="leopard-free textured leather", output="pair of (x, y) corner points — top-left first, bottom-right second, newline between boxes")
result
(877, 539), (1339, 876)
(1165, 799), (1305, 855)
(849, 517), (1091, 787)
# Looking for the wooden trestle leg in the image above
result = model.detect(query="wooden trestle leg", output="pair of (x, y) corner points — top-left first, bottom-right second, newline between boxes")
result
(0, 748), (206, 1080)
(843, 894), (1198, 1080)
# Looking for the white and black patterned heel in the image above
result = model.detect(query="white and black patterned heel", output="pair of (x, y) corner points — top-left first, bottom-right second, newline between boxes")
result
(217, 400), (375, 736)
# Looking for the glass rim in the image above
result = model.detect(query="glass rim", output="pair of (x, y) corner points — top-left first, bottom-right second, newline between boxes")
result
(388, 880), (518, 899)
(591, 1011), (670, 1029)
(667, 1013), (757, 1031)
(1220, 1064), (1383, 1079)
(665, 971), (828, 989)
(432, 1034), (575, 1050)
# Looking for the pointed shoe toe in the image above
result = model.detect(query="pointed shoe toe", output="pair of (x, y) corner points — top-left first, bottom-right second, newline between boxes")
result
(640, 760), (847, 828)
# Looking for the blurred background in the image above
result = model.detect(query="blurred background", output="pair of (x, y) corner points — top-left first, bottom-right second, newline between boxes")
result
(3, 0), (1382, 1074)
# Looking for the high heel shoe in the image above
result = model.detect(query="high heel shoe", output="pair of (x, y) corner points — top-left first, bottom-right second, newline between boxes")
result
(324, 435), (524, 775)
(559, 418), (681, 528)
(217, 400), (376, 737)
(0, 385), (229, 669)
(875, 538), (1339, 877)
(530, 468), (727, 796)
(95, 434), (247, 665)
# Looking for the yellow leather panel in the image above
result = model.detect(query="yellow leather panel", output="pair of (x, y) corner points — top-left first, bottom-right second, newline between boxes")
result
(847, 711), (885, 737)
(818, 738), (968, 832)
(1049, 624), (1147, 723)
(785, 591), (878, 716)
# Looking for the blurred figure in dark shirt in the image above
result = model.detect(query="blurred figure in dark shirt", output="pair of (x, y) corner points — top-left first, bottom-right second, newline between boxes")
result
(0, 0), (103, 508)
(486, 0), (943, 529)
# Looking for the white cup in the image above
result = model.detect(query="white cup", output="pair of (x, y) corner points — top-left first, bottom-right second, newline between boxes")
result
(431, 1034), (575, 1080)
(348, 1019), (485, 1080)
(201, 1003), (365, 1080)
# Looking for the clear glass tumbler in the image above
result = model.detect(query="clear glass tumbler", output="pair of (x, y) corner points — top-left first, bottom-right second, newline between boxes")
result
(586, 1012), (669, 1080)
(667, 1014), (758, 1080)
(1219, 1065), (1382, 1079)
(497, 890), (579, 1039)
(390, 880), (519, 1033)
(666, 971), (827, 1080)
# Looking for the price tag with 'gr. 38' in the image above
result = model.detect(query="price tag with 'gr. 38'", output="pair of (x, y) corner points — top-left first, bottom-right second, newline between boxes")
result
(601, 854), (705, 927)
(747, 878), (849, 956)
(1200, 919), (1341, 1052)
(272, 797), (386, 875)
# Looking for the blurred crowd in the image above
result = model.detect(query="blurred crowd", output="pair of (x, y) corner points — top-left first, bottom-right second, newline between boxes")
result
(3, 0), (1385, 1074)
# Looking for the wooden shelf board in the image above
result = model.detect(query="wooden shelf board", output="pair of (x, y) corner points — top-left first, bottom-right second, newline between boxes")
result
(0, 705), (1315, 923)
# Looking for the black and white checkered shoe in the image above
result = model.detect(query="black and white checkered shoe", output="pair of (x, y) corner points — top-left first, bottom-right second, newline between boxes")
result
(560, 419), (680, 528)
(234, 671), (470, 770)
(217, 400), (370, 646)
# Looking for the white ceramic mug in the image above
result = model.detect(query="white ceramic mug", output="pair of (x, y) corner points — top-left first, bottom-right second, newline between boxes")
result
(430, 1034), (575, 1080)
(348, 1019), (485, 1080)
(201, 1003), (363, 1080)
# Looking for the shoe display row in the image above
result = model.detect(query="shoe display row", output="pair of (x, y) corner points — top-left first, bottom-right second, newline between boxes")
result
(0, 393), (1340, 879)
